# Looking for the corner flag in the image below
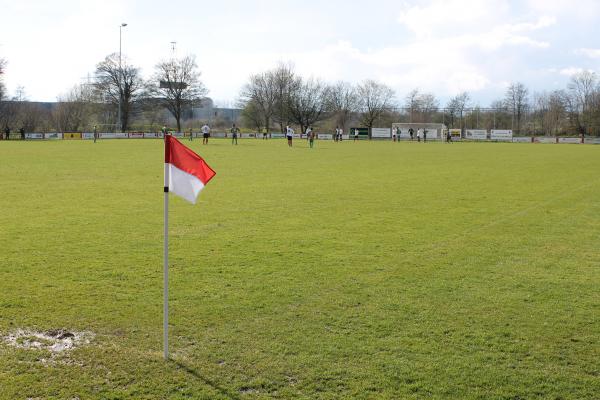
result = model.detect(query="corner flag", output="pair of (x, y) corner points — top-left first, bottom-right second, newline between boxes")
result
(163, 135), (215, 359)
(165, 134), (216, 203)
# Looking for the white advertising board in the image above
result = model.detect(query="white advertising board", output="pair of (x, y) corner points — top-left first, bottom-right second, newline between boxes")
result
(25, 133), (44, 139)
(466, 130), (487, 140)
(99, 133), (115, 139)
(341, 134), (350, 140)
(115, 133), (129, 139)
(82, 132), (95, 139)
(271, 133), (285, 138)
(44, 133), (62, 139)
(584, 137), (600, 144)
(144, 132), (158, 138)
(490, 130), (513, 141)
(512, 137), (532, 143)
(557, 137), (581, 144)
(129, 133), (144, 139)
(318, 134), (333, 140)
(371, 128), (391, 138)
(534, 137), (556, 144)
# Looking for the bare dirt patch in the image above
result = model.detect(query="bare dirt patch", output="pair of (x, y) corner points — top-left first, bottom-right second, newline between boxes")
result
(3, 329), (94, 354)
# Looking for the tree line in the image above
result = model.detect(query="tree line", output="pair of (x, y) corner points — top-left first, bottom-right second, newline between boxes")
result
(239, 64), (600, 136)
(1, 54), (600, 136)
(0, 53), (207, 133)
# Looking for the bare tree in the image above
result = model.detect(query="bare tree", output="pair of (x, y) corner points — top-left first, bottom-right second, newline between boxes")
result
(10, 88), (48, 132)
(404, 89), (421, 123)
(567, 71), (598, 134)
(150, 55), (208, 132)
(239, 72), (277, 133)
(94, 53), (144, 132)
(239, 62), (298, 133)
(326, 81), (359, 131)
(446, 92), (470, 129)
(53, 84), (96, 132)
(271, 63), (298, 133)
(0, 57), (10, 130)
(287, 77), (329, 134)
(0, 57), (6, 102)
(418, 93), (439, 122)
(356, 80), (395, 131)
(504, 82), (529, 133)
(239, 98), (264, 132)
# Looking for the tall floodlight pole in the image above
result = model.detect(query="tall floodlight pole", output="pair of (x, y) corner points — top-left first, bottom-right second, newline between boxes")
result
(118, 23), (128, 132)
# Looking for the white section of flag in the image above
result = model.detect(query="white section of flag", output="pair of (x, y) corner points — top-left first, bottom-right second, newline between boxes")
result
(167, 163), (206, 204)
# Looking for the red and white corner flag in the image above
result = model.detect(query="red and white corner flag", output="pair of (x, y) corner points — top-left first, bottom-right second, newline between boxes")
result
(163, 135), (215, 360)
(165, 134), (216, 203)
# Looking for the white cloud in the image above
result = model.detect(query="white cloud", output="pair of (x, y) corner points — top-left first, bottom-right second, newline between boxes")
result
(559, 67), (585, 76)
(575, 48), (600, 59)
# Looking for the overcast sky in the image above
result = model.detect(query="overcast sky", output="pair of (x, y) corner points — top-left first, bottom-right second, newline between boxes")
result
(1, 0), (599, 106)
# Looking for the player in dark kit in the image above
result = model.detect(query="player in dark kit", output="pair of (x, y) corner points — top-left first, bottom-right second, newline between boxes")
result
(230, 124), (239, 145)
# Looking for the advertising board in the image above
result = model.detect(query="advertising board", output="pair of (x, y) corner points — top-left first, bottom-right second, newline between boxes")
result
(449, 129), (462, 141)
(371, 128), (391, 138)
(557, 137), (581, 144)
(466, 130), (487, 140)
(533, 137), (556, 144)
(490, 130), (513, 141)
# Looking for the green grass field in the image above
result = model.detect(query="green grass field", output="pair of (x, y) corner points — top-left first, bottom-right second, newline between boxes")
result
(0, 138), (599, 399)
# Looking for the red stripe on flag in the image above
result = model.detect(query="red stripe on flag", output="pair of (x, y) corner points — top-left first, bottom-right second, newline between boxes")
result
(165, 135), (216, 185)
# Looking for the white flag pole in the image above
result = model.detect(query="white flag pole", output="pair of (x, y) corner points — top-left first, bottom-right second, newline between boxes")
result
(163, 160), (169, 360)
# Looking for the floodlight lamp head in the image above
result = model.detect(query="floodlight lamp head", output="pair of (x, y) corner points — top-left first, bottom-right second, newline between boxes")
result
(121, 23), (128, 27)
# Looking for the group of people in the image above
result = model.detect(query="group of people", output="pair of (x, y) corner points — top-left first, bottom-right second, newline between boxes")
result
(390, 127), (429, 142)
(2, 127), (25, 140)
